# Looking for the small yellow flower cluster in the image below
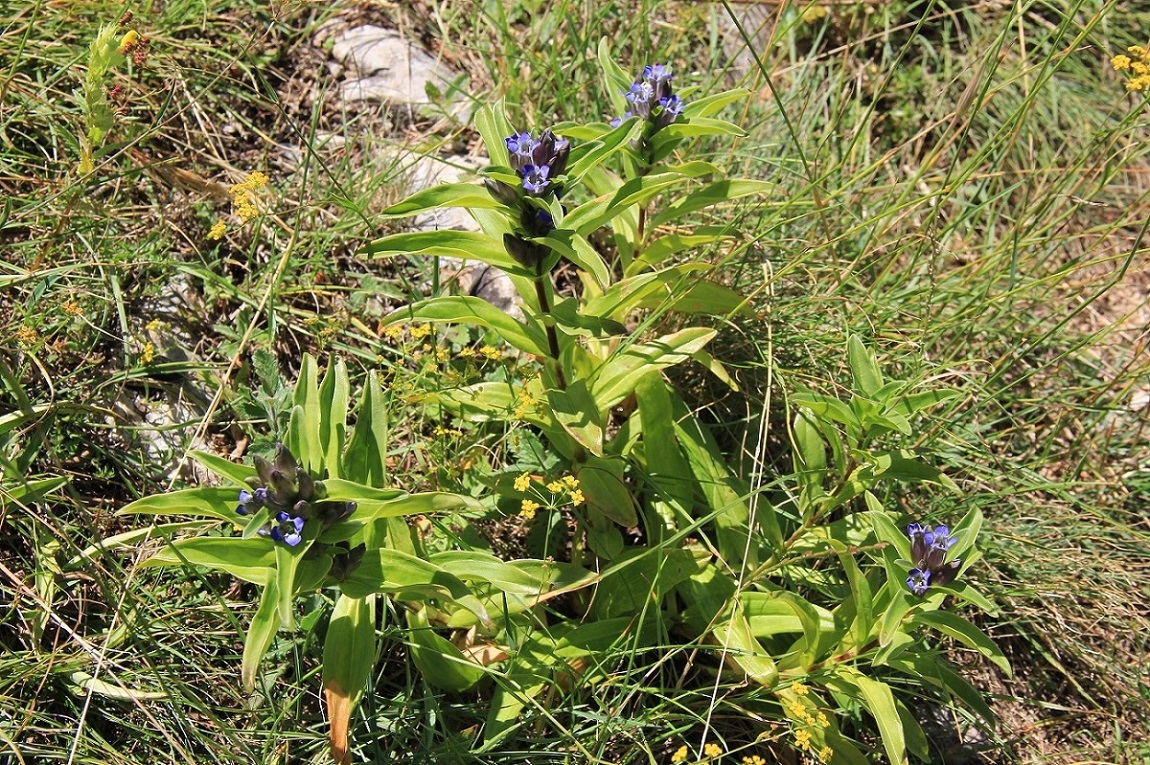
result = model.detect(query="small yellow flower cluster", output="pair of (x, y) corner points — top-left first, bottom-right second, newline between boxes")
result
(702, 743), (723, 759)
(15, 326), (39, 347)
(741, 756), (766, 765)
(520, 499), (540, 519)
(783, 683), (834, 762)
(1113, 45), (1150, 90)
(231, 171), (269, 221)
(61, 300), (83, 317)
(118, 29), (140, 55)
(546, 474), (583, 506)
(671, 745), (689, 763)
(514, 473), (583, 519)
(512, 384), (537, 420)
(433, 425), (462, 438)
(208, 220), (227, 240)
(669, 742), (724, 764)
(139, 341), (156, 365)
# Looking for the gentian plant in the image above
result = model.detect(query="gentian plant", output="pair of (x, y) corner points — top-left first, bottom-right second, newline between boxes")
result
(122, 44), (1008, 765)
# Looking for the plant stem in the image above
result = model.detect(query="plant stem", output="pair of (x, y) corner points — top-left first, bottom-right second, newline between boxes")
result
(533, 274), (566, 389)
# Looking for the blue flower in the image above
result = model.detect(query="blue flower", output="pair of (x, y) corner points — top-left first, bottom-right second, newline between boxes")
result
(905, 522), (962, 595)
(520, 164), (551, 195)
(906, 568), (931, 596)
(611, 64), (685, 130)
(499, 129), (570, 199)
(269, 510), (305, 547)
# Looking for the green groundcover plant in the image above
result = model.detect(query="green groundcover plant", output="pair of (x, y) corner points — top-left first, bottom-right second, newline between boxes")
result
(121, 44), (1007, 764)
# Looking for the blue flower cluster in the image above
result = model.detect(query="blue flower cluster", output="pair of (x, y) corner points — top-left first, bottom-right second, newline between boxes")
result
(235, 444), (355, 547)
(611, 64), (685, 130)
(504, 129), (570, 197)
(905, 522), (961, 596)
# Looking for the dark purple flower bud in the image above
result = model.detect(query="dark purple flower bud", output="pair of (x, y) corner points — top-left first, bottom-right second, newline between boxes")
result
(932, 559), (962, 587)
(254, 487), (269, 504)
(485, 178), (521, 206)
(503, 233), (549, 270)
(906, 568), (931, 596)
(293, 500), (314, 520)
(318, 500), (357, 527)
(253, 454), (274, 486)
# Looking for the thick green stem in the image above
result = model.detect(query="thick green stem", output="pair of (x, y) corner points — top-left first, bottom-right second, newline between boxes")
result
(533, 274), (566, 389)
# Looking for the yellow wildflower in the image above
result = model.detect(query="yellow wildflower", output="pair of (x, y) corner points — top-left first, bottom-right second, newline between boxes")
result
(547, 480), (564, 494)
(146, 318), (164, 332)
(15, 326), (39, 347)
(1112, 54), (1132, 70)
(670, 745), (689, 763)
(61, 300), (83, 316)
(818, 745), (833, 762)
(561, 475), (579, 489)
(520, 499), (540, 519)
(569, 489), (584, 507)
(794, 729), (811, 751)
(118, 29), (140, 55)
(208, 220), (227, 239)
(140, 341), (156, 365)
(792, 682), (809, 695)
(817, 711), (830, 727)
(410, 323), (432, 339)
(514, 473), (532, 492)
(801, 5), (828, 23)
(480, 344), (502, 360)
(742, 757), (766, 765)
(703, 742), (723, 758)
(787, 700), (807, 719)
(458, 347), (476, 358)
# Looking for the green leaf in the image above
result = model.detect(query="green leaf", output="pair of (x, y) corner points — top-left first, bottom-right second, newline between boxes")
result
(406, 607), (484, 691)
(712, 600), (778, 687)
(140, 537), (275, 584)
(118, 487), (240, 523)
(591, 327), (717, 409)
(546, 380), (605, 455)
(591, 547), (699, 619)
(834, 669), (908, 765)
(847, 335), (884, 397)
(318, 357), (350, 479)
(288, 355), (322, 475)
(576, 454), (637, 527)
(566, 118), (640, 181)
(868, 450), (959, 491)
(322, 594), (376, 715)
(188, 450), (255, 486)
(683, 88), (750, 118)
(66, 521), (205, 567)
(381, 183), (500, 217)
(364, 230), (529, 277)
(344, 370), (389, 486)
(475, 102), (516, 166)
(539, 229), (611, 289)
(562, 163), (718, 236)
(383, 296), (548, 356)
(242, 578), (282, 691)
(649, 179), (775, 228)
(909, 610), (1011, 676)
(629, 227), (737, 274)
(431, 552), (598, 608)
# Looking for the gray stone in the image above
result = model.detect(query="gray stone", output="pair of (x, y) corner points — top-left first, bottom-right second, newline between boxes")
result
(329, 25), (469, 118)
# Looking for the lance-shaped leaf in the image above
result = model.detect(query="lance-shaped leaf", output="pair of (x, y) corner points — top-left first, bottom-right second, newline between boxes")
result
(909, 610), (1011, 675)
(339, 548), (489, 625)
(118, 488), (242, 523)
(562, 162), (719, 236)
(683, 88), (750, 119)
(318, 357), (350, 479)
(406, 607), (485, 691)
(538, 229), (611, 289)
(140, 537), (276, 585)
(712, 599), (779, 687)
(381, 183), (501, 218)
(546, 379), (604, 456)
(826, 669), (908, 765)
(188, 450), (256, 487)
(323, 594), (376, 765)
(383, 296), (548, 356)
(242, 577), (282, 691)
(575, 453), (636, 527)
(628, 226), (738, 274)
(343, 370), (389, 487)
(649, 179), (775, 229)
(288, 355), (322, 475)
(365, 230), (530, 277)
(591, 327), (717, 410)
(565, 118), (641, 181)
